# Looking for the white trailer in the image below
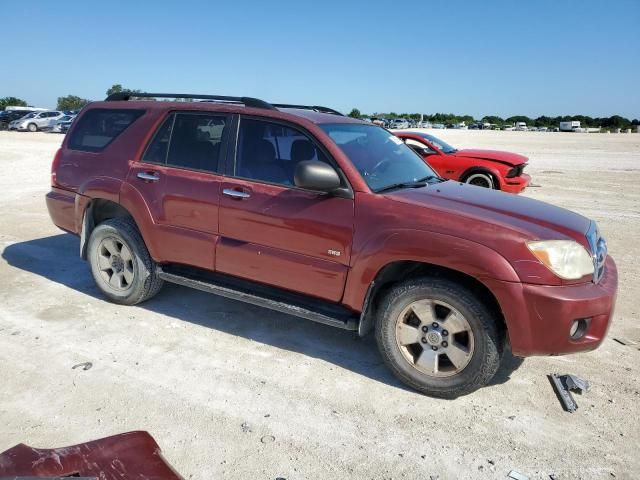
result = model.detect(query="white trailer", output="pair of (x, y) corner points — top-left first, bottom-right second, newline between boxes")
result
(4, 106), (48, 112)
(560, 121), (581, 132)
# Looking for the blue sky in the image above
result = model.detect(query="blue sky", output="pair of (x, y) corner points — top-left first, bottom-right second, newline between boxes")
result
(2, 0), (639, 118)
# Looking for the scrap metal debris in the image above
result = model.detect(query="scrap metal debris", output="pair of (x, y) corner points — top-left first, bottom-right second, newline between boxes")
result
(507, 470), (529, 480)
(549, 373), (590, 412)
(72, 362), (93, 371)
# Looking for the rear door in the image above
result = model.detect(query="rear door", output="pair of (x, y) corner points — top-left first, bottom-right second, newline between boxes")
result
(216, 116), (354, 302)
(126, 111), (231, 270)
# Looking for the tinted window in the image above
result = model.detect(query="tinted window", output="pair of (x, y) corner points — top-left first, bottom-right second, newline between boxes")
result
(320, 123), (437, 192)
(165, 113), (227, 172)
(68, 108), (144, 152)
(236, 118), (329, 186)
(142, 115), (174, 164)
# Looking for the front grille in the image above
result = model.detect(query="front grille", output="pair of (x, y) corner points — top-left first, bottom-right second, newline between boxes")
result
(586, 222), (607, 283)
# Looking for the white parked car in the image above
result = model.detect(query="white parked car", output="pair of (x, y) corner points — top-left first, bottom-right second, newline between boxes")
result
(50, 115), (76, 133)
(390, 118), (410, 129)
(9, 110), (64, 132)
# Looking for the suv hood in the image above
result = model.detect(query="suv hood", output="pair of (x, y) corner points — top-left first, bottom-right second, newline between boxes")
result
(452, 149), (527, 166)
(387, 180), (591, 245)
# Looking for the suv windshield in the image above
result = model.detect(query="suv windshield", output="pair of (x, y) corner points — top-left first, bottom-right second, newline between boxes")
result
(321, 123), (439, 192)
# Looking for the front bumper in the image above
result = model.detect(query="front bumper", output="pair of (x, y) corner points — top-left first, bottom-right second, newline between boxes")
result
(485, 255), (617, 356)
(501, 173), (531, 194)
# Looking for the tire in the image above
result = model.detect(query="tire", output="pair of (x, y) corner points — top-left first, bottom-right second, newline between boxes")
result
(375, 277), (503, 398)
(465, 171), (495, 189)
(27, 123), (38, 132)
(87, 217), (163, 305)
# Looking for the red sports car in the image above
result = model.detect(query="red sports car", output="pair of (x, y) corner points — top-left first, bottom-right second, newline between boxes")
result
(394, 131), (531, 193)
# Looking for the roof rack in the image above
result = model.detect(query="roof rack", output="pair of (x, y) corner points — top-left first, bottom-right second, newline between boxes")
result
(104, 93), (343, 115)
(272, 104), (344, 116)
(104, 92), (276, 110)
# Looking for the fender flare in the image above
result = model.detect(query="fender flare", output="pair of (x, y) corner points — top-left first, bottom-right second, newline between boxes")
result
(344, 229), (520, 335)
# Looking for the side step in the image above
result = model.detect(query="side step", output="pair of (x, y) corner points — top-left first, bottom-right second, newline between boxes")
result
(157, 267), (359, 331)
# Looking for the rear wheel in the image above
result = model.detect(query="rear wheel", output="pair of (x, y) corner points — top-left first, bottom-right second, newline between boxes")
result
(465, 172), (494, 189)
(375, 277), (503, 398)
(87, 217), (163, 305)
(27, 123), (38, 132)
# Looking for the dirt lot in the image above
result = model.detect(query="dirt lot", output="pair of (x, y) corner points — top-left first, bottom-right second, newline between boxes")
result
(1, 130), (639, 479)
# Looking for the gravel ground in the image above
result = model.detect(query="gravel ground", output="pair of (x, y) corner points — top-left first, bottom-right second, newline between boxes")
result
(0, 130), (638, 479)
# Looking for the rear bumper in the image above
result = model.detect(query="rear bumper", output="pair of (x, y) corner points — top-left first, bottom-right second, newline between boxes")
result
(46, 187), (77, 233)
(501, 173), (531, 193)
(485, 255), (618, 356)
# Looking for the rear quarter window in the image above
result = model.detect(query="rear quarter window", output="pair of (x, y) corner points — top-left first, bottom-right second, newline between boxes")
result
(68, 108), (144, 152)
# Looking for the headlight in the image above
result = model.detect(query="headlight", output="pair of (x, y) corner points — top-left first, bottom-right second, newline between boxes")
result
(527, 240), (594, 280)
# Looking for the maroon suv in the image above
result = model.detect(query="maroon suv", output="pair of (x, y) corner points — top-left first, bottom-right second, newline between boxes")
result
(46, 93), (617, 397)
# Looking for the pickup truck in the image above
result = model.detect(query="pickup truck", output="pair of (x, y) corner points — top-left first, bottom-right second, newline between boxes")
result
(46, 93), (617, 398)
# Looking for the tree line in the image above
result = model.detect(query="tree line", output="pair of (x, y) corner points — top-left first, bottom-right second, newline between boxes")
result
(1, 91), (637, 129)
(0, 85), (145, 112)
(348, 109), (639, 129)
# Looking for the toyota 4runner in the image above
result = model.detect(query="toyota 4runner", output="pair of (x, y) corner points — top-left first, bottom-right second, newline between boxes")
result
(46, 93), (618, 397)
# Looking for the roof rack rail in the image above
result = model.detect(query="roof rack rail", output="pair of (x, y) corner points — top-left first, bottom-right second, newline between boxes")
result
(272, 104), (344, 116)
(104, 92), (276, 110)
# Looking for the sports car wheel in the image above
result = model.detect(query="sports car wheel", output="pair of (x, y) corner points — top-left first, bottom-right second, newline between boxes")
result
(465, 172), (494, 189)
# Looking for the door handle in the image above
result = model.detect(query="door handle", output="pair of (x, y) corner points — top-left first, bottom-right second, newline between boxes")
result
(137, 172), (160, 182)
(222, 188), (251, 199)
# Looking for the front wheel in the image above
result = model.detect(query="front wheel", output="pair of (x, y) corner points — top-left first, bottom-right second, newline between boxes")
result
(27, 123), (38, 132)
(465, 172), (495, 189)
(87, 217), (163, 305)
(375, 277), (503, 398)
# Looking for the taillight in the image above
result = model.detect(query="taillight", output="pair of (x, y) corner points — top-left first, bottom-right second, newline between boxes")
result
(51, 147), (62, 186)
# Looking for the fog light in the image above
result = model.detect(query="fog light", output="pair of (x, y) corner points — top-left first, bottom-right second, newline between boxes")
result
(569, 319), (589, 340)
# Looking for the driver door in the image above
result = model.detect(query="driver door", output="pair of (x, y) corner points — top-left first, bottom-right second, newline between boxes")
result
(216, 116), (354, 302)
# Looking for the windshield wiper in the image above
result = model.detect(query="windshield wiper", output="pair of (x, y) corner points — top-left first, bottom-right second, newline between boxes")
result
(414, 175), (442, 183)
(374, 180), (428, 193)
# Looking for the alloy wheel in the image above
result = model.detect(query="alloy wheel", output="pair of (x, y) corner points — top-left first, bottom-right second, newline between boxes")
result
(395, 299), (475, 377)
(96, 237), (135, 291)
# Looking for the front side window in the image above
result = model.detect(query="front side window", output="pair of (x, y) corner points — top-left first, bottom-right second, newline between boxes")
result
(68, 108), (144, 152)
(320, 123), (438, 192)
(236, 118), (329, 186)
(404, 138), (437, 155)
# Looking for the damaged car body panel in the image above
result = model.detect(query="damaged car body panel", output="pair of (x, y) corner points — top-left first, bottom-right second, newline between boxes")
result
(0, 431), (183, 479)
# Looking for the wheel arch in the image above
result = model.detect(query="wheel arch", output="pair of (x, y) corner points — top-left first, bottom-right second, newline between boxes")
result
(80, 198), (135, 260)
(460, 166), (502, 189)
(358, 260), (506, 340)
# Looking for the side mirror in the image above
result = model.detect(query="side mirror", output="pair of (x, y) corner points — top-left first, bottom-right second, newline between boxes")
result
(294, 161), (341, 193)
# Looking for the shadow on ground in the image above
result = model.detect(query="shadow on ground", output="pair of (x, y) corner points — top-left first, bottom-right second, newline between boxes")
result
(2, 233), (523, 394)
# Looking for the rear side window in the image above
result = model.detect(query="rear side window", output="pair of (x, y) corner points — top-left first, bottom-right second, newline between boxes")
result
(68, 108), (144, 152)
(142, 112), (228, 173)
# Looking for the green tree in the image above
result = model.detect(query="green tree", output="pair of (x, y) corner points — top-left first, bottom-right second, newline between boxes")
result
(348, 108), (361, 118)
(482, 115), (504, 125)
(106, 84), (123, 96)
(0, 97), (28, 111)
(57, 95), (90, 111)
(105, 84), (144, 99)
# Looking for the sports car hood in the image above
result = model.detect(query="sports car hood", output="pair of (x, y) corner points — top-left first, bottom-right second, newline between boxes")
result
(452, 149), (528, 166)
(386, 180), (591, 247)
